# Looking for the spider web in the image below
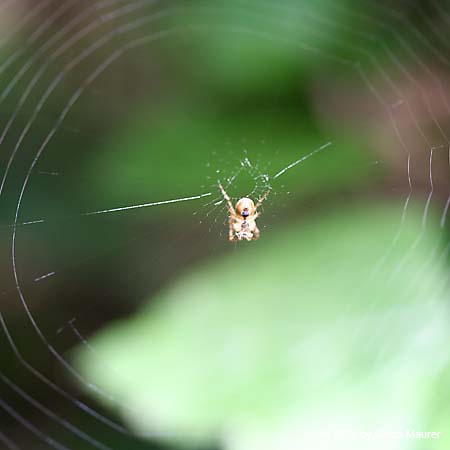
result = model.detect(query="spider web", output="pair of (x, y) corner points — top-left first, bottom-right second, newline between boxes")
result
(0, 1), (449, 449)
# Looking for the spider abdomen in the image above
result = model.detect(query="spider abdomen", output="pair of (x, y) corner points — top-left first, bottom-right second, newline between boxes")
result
(232, 217), (257, 241)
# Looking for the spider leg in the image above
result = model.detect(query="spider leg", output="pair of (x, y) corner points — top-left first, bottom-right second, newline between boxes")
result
(255, 188), (271, 209)
(228, 221), (236, 242)
(218, 181), (236, 215)
(252, 225), (260, 240)
(218, 181), (238, 242)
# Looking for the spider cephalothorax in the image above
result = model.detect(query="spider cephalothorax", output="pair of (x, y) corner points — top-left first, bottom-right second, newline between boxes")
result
(235, 197), (255, 218)
(218, 182), (271, 242)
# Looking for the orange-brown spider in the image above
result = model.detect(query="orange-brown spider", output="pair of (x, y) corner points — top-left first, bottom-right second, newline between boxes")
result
(218, 181), (271, 242)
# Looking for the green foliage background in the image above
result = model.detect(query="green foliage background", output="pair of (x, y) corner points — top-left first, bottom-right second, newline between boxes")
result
(1, 1), (449, 449)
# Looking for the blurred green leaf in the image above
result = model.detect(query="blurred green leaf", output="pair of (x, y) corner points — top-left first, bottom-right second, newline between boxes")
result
(165, 0), (386, 94)
(74, 202), (450, 450)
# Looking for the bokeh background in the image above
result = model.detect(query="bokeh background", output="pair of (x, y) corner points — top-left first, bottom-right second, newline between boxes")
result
(1, 1), (450, 449)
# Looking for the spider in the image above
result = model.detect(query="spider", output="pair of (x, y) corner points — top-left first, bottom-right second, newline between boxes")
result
(218, 181), (271, 242)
